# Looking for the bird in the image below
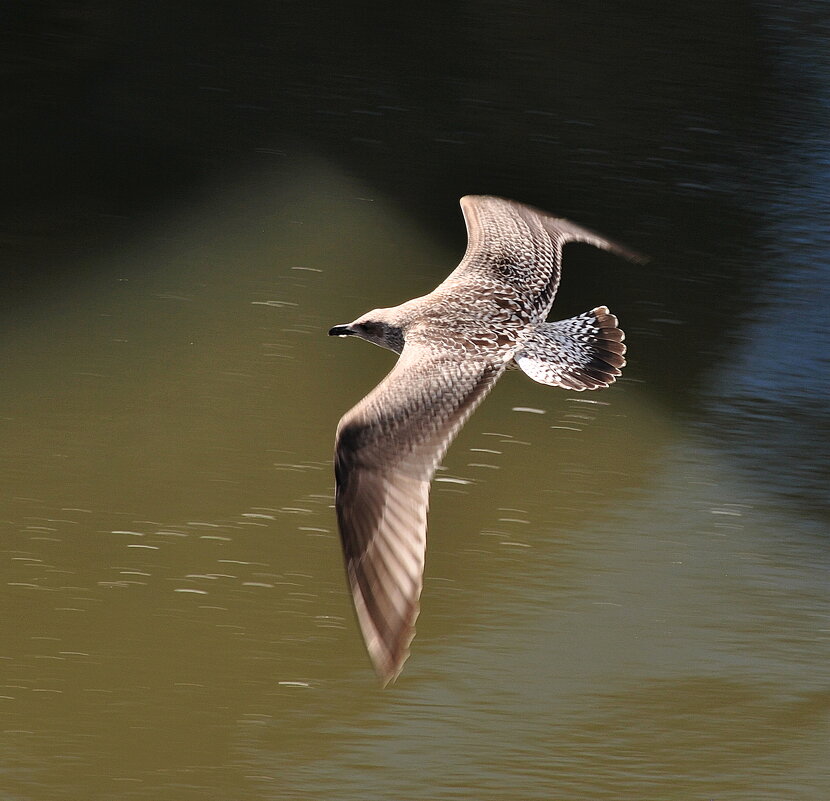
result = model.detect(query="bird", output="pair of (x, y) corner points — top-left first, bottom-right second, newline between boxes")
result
(329, 195), (644, 685)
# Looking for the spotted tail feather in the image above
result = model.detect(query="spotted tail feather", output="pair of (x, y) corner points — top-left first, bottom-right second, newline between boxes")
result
(513, 306), (626, 390)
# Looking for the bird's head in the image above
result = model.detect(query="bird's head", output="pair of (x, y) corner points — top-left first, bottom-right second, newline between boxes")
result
(328, 308), (405, 354)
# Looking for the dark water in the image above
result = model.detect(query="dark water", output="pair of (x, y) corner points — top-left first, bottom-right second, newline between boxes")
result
(1, 3), (828, 799)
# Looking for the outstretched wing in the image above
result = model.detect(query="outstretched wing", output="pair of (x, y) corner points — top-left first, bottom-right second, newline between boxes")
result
(335, 344), (504, 684)
(442, 195), (645, 320)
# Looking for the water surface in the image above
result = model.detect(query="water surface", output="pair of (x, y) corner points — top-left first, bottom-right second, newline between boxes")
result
(1, 3), (829, 799)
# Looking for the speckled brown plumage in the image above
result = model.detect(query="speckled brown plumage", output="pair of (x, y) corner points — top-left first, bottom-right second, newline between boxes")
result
(329, 195), (644, 684)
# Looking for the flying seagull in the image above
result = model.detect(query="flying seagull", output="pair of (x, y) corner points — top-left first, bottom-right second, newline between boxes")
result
(329, 195), (643, 685)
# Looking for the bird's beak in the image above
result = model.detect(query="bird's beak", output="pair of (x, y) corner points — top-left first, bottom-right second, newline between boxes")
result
(328, 324), (355, 337)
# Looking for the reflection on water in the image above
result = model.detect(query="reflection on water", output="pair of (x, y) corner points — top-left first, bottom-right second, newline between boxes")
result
(2, 3), (830, 799)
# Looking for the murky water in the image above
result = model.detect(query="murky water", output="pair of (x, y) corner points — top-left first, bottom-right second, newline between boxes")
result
(2, 3), (829, 800)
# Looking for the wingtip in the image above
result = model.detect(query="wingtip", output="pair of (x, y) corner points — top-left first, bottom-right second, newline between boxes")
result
(621, 247), (651, 266)
(376, 660), (406, 688)
(347, 558), (422, 687)
(460, 195), (650, 264)
(368, 636), (412, 688)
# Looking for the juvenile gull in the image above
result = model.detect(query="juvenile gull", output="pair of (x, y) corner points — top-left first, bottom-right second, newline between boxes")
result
(329, 195), (644, 685)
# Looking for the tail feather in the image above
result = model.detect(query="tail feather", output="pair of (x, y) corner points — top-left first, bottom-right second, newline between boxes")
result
(513, 306), (626, 390)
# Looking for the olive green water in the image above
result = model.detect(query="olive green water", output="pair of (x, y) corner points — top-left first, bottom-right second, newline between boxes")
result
(1, 166), (828, 800)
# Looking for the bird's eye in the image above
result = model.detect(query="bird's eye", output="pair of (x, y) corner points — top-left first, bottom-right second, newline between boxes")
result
(361, 322), (380, 335)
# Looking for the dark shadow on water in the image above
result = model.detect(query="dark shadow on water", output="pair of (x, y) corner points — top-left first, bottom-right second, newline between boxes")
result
(2, 0), (782, 410)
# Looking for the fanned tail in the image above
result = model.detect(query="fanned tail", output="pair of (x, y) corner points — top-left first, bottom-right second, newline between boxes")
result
(513, 306), (626, 390)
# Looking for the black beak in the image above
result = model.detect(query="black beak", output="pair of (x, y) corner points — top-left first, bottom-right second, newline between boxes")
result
(328, 324), (354, 337)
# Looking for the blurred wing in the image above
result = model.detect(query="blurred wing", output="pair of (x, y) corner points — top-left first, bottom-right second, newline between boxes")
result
(335, 344), (503, 684)
(444, 195), (646, 318)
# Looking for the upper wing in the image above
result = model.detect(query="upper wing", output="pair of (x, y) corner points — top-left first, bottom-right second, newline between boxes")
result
(334, 344), (504, 684)
(442, 195), (645, 319)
